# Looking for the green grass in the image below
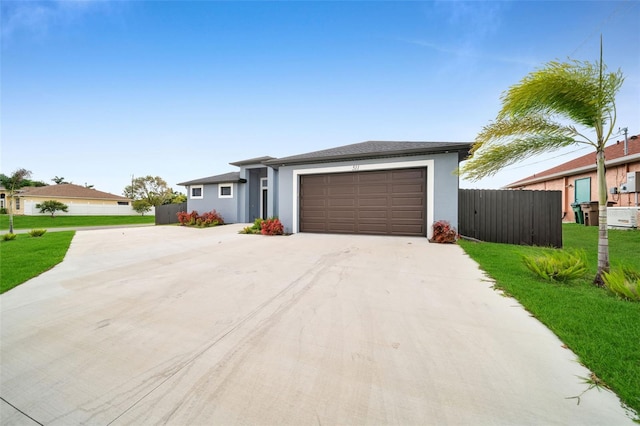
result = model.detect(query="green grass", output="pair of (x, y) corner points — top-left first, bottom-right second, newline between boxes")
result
(0, 215), (154, 230)
(459, 224), (640, 416)
(1, 231), (75, 293)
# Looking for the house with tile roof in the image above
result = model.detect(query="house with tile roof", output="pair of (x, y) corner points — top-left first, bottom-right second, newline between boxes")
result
(0, 183), (138, 216)
(505, 133), (640, 222)
(179, 140), (472, 238)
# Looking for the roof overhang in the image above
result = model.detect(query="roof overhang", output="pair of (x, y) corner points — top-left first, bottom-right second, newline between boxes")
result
(505, 152), (640, 188)
(263, 145), (472, 169)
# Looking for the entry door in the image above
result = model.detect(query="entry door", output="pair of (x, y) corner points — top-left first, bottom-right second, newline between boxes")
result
(574, 178), (591, 203)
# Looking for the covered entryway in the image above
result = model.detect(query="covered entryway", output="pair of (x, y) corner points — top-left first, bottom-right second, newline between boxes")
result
(299, 168), (427, 236)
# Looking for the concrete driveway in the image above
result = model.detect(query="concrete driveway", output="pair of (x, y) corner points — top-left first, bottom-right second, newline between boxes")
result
(0, 225), (634, 425)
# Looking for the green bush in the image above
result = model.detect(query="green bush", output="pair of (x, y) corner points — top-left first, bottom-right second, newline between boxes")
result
(522, 249), (588, 282)
(28, 229), (47, 237)
(603, 267), (640, 301)
(239, 218), (264, 234)
(0, 208), (7, 215)
(2, 233), (17, 241)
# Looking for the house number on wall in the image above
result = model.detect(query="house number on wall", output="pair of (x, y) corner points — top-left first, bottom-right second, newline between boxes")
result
(352, 165), (360, 171)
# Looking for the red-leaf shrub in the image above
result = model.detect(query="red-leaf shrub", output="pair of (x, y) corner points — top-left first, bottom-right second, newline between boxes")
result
(260, 218), (284, 235)
(431, 220), (458, 243)
(177, 210), (224, 227)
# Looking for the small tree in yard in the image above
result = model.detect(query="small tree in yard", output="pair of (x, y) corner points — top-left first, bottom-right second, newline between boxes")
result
(36, 200), (69, 217)
(459, 40), (624, 286)
(132, 199), (152, 216)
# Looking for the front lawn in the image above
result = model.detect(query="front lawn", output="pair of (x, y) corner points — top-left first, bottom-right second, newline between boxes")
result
(0, 215), (154, 230)
(1, 231), (76, 293)
(459, 224), (640, 417)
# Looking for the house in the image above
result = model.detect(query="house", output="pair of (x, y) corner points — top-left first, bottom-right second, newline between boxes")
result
(178, 141), (472, 238)
(505, 133), (640, 222)
(1, 183), (137, 216)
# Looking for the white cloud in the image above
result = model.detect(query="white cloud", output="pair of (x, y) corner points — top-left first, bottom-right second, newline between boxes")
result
(1, 0), (111, 42)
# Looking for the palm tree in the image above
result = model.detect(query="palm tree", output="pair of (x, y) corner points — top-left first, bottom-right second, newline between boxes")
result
(459, 42), (624, 286)
(1, 168), (33, 234)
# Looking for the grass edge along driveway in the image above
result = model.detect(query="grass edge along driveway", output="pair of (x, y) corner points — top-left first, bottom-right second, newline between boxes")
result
(0, 231), (75, 293)
(459, 224), (640, 418)
(0, 215), (154, 230)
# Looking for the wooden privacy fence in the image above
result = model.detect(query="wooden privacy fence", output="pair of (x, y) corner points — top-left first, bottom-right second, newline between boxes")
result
(458, 189), (562, 248)
(155, 202), (187, 225)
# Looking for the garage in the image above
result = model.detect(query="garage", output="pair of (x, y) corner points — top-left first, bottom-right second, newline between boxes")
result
(299, 168), (427, 236)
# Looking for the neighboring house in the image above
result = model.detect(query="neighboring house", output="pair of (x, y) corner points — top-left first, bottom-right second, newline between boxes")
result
(179, 141), (472, 238)
(505, 133), (640, 221)
(0, 183), (138, 216)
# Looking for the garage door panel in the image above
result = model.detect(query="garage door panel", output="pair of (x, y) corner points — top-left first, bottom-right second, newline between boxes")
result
(359, 184), (389, 194)
(392, 169), (424, 180)
(358, 171), (389, 182)
(300, 168), (426, 236)
(328, 222), (357, 233)
(328, 198), (356, 208)
(358, 197), (388, 207)
(328, 186), (357, 196)
(329, 211), (356, 219)
(392, 210), (423, 219)
(392, 224), (425, 234)
(302, 210), (327, 219)
(392, 197), (423, 206)
(301, 199), (326, 208)
(302, 175), (328, 185)
(392, 183), (423, 193)
(328, 174), (358, 184)
(358, 210), (388, 219)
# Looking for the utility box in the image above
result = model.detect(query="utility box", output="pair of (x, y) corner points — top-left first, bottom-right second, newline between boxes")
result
(620, 171), (639, 193)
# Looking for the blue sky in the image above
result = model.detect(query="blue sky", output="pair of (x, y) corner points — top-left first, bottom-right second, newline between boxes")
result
(2, 1), (639, 196)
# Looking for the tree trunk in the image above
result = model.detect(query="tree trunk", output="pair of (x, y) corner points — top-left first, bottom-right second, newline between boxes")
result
(8, 197), (14, 234)
(594, 149), (609, 286)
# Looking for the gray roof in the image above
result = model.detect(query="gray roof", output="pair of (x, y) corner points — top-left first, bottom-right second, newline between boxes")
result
(229, 156), (275, 166)
(262, 141), (472, 167)
(177, 172), (244, 186)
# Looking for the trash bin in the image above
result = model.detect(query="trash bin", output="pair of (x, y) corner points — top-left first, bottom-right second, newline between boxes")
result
(581, 201), (599, 226)
(571, 203), (584, 224)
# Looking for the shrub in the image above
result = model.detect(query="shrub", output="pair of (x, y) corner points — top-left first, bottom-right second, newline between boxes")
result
(431, 220), (458, 243)
(522, 249), (587, 282)
(2, 233), (17, 241)
(239, 218), (266, 234)
(28, 229), (47, 237)
(260, 217), (284, 235)
(603, 266), (640, 301)
(35, 200), (69, 217)
(177, 211), (198, 226)
(0, 208), (7, 214)
(177, 210), (224, 228)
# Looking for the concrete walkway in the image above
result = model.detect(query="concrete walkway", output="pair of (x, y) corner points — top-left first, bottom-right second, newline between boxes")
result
(0, 225), (635, 425)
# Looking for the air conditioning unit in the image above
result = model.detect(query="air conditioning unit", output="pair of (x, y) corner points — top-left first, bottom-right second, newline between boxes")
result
(620, 171), (640, 193)
(607, 207), (639, 229)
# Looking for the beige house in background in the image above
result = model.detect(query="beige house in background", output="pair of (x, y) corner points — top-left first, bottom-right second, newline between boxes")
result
(506, 133), (640, 225)
(0, 183), (137, 216)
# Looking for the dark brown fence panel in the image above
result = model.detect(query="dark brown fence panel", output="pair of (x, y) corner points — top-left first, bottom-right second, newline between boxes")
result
(458, 189), (562, 248)
(155, 202), (187, 225)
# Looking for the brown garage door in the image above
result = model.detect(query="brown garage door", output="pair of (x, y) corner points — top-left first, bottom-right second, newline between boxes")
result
(300, 168), (427, 236)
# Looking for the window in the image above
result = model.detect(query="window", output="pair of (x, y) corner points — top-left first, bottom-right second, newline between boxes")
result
(16, 197), (20, 210)
(219, 183), (233, 198)
(117, 201), (129, 206)
(190, 185), (203, 199)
